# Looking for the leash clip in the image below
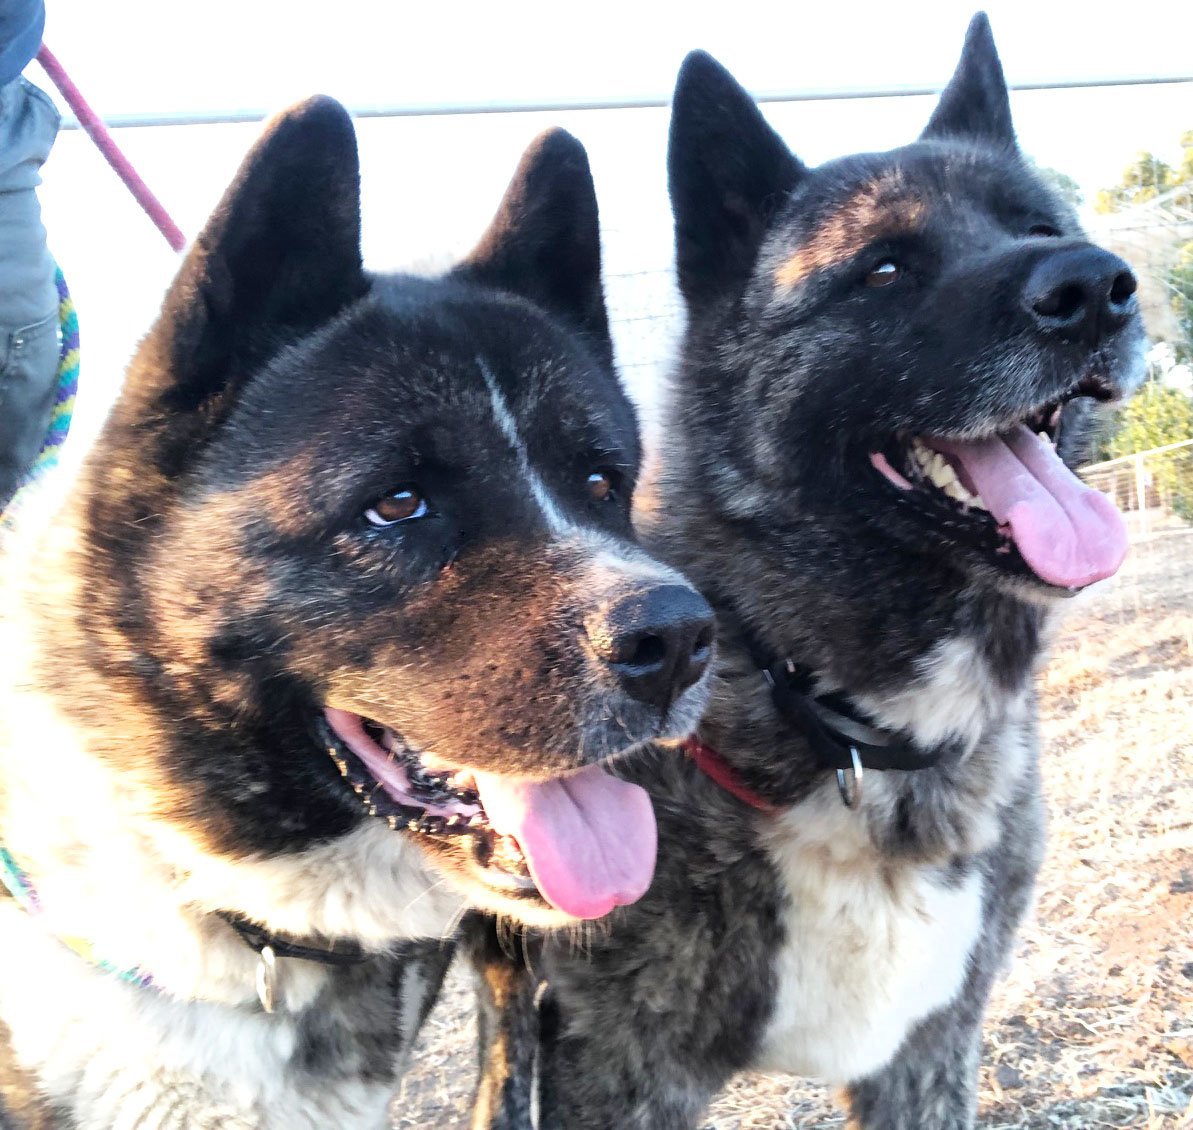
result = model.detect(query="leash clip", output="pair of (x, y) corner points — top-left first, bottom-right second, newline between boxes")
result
(255, 944), (278, 1013)
(836, 746), (864, 809)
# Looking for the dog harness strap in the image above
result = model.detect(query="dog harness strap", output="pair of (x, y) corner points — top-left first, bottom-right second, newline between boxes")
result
(0, 844), (155, 988)
(681, 737), (782, 814)
(216, 910), (370, 967)
(0, 845), (33, 907)
(3, 846), (367, 1008)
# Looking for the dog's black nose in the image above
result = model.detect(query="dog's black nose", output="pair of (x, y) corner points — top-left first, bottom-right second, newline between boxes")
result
(586, 584), (715, 709)
(1023, 245), (1137, 347)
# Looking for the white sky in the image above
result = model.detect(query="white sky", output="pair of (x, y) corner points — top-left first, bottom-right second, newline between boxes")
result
(32, 0), (1193, 437)
(42, 1), (1193, 115)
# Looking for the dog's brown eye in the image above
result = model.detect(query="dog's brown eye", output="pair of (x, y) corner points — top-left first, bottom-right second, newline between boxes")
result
(1028, 224), (1061, 238)
(365, 487), (427, 527)
(865, 261), (902, 287)
(587, 471), (616, 502)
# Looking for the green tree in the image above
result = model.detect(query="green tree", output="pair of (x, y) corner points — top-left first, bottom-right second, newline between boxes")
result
(1105, 380), (1193, 519)
(1177, 129), (1193, 189)
(1172, 239), (1193, 363)
(1108, 380), (1193, 456)
(1094, 132), (1193, 364)
(1095, 151), (1174, 214)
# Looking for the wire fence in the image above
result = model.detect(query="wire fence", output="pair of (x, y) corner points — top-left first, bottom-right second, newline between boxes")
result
(1078, 438), (1193, 649)
(1081, 438), (1193, 535)
(1090, 185), (1193, 356)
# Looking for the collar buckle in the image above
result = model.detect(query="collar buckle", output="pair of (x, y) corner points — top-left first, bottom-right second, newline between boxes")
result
(255, 944), (279, 1013)
(835, 746), (864, 808)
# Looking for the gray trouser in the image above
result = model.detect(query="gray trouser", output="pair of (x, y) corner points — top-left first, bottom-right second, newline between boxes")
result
(0, 75), (59, 508)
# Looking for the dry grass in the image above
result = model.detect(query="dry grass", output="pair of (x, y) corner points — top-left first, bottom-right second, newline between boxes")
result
(394, 522), (1193, 1129)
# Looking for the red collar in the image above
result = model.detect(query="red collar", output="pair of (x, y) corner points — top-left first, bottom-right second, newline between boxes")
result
(681, 736), (782, 815)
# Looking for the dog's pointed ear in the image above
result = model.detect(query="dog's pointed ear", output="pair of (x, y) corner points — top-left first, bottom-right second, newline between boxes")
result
(130, 96), (367, 435)
(455, 129), (613, 369)
(921, 12), (1015, 145)
(668, 50), (806, 309)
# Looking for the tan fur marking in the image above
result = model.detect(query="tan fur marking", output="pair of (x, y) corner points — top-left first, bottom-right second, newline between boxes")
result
(774, 189), (926, 289)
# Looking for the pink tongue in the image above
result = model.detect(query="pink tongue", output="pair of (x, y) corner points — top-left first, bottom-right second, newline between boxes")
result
(933, 424), (1127, 588)
(472, 764), (657, 920)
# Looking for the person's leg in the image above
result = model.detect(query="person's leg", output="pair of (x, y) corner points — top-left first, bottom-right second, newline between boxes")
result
(0, 75), (59, 508)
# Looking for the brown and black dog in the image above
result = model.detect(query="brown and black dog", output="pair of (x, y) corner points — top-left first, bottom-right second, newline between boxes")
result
(0, 98), (711, 1127)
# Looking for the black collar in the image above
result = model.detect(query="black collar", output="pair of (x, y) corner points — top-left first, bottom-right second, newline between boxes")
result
(214, 915), (371, 1013)
(727, 618), (947, 808)
(756, 653), (945, 774)
(216, 911), (369, 967)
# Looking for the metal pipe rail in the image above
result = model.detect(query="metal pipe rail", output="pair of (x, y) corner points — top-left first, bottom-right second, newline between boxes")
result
(59, 74), (1193, 132)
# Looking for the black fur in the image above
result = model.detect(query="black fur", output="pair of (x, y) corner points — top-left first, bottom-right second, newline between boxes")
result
(43, 104), (678, 875)
(0, 100), (710, 1127)
(484, 14), (1145, 1128)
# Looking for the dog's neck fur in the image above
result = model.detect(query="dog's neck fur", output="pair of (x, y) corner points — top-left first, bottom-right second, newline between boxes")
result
(641, 440), (1049, 862)
(0, 505), (462, 1125)
(0, 507), (462, 1003)
(0, 892), (447, 1129)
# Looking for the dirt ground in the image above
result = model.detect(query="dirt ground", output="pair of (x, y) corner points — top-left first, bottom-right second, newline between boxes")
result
(393, 520), (1193, 1129)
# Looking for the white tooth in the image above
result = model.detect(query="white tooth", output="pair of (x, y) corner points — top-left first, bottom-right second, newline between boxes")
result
(970, 494), (989, 511)
(943, 479), (970, 502)
(932, 463), (958, 489)
(927, 454), (960, 490)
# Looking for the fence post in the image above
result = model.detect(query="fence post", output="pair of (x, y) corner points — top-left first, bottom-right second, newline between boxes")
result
(1134, 453), (1148, 536)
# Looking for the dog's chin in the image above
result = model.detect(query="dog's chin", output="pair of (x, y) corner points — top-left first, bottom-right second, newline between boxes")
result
(866, 372), (1130, 600)
(314, 679), (710, 924)
(968, 557), (1086, 606)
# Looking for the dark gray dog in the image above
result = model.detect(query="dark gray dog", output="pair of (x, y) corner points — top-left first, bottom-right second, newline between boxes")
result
(484, 13), (1145, 1129)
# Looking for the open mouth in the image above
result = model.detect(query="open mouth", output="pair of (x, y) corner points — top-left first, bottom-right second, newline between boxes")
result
(869, 374), (1128, 591)
(316, 708), (657, 921)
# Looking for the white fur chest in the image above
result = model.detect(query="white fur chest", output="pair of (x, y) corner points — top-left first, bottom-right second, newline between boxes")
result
(750, 634), (1019, 1083)
(0, 906), (428, 1129)
(754, 796), (984, 1083)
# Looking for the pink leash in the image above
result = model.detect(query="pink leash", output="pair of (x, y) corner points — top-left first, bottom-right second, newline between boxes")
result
(35, 44), (186, 253)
